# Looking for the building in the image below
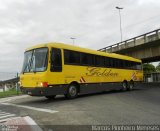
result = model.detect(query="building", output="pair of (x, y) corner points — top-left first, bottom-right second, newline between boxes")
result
(144, 72), (160, 82)
(0, 77), (19, 92)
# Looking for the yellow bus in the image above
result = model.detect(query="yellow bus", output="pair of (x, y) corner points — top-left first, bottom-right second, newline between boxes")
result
(20, 42), (143, 99)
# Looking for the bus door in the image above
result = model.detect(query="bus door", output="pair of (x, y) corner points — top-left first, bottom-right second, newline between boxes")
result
(50, 48), (63, 84)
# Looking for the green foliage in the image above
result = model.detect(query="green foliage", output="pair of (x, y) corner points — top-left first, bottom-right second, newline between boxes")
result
(143, 63), (156, 73)
(156, 63), (160, 72)
(0, 88), (21, 98)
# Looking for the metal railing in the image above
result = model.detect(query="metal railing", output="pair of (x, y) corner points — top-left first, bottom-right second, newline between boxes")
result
(98, 28), (160, 53)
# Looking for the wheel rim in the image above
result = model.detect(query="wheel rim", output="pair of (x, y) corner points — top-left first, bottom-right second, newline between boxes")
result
(123, 82), (127, 89)
(69, 86), (77, 97)
(129, 82), (133, 90)
(123, 82), (127, 90)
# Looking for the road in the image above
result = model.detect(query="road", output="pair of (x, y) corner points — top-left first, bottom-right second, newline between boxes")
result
(0, 84), (160, 130)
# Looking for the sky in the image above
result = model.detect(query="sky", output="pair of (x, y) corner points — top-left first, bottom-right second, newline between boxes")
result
(0, 0), (160, 78)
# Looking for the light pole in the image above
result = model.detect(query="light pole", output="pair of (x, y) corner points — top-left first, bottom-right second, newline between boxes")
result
(70, 37), (76, 45)
(116, 6), (123, 43)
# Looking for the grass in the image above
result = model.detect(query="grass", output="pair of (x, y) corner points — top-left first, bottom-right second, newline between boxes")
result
(0, 89), (22, 98)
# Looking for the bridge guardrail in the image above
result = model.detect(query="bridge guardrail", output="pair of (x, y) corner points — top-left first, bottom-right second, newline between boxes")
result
(98, 28), (160, 53)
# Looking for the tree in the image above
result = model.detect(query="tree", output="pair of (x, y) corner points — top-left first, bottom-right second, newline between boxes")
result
(143, 63), (156, 73)
(156, 63), (160, 72)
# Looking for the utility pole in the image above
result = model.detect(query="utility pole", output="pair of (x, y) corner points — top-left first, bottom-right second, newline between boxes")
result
(116, 6), (123, 43)
(70, 37), (76, 45)
(16, 72), (19, 95)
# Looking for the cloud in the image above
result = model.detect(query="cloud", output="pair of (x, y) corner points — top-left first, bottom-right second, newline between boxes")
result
(0, 0), (160, 76)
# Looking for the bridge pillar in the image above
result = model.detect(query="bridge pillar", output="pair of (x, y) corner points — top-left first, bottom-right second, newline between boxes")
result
(156, 30), (160, 39)
(144, 35), (147, 43)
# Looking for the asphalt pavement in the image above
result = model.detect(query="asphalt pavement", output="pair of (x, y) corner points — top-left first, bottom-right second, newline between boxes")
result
(0, 84), (160, 130)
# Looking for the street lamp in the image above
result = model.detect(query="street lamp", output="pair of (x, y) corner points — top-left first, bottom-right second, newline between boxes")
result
(116, 6), (123, 43)
(70, 37), (76, 45)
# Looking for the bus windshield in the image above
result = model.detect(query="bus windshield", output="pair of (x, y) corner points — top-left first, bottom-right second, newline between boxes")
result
(22, 48), (48, 73)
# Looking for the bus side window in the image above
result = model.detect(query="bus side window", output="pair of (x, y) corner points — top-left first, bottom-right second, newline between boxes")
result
(64, 50), (80, 65)
(81, 53), (94, 66)
(105, 57), (109, 67)
(51, 48), (62, 72)
(95, 56), (105, 67)
(136, 63), (142, 70)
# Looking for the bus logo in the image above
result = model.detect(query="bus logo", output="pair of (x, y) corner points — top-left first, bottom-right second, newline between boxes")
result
(86, 67), (118, 77)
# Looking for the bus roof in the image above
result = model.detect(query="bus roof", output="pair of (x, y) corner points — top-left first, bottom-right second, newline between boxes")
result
(25, 42), (142, 63)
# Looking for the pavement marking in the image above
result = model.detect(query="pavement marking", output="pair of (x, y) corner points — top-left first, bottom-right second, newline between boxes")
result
(1, 102), (59, 114)
(0, 113), (12, 116)
(0, 117), (21, 123)
(0, 95), (29, 103)
(0, 114), (16, 119)
(0, 110), (42, 131)
(0, 110), (19, 123)
(24, 116), (38, 125)
(4, 116), (43, 131)
(24, 116), (43, 131)
(0, 111), (11, 114)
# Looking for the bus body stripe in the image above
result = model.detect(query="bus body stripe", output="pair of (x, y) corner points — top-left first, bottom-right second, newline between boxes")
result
(80, 77), (86, 83)
(132, 72), (137, 80)
(81, 77), (86, 82)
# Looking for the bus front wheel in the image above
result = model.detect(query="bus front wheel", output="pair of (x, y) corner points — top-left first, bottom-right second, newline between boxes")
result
(45, 95), (56, 99)
(65, 84), (78, 99)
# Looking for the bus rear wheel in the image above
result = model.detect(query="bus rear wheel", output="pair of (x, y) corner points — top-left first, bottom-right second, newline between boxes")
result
(122, 81), (128, 91)
(65, 84), (78, 99)
(45, 95), (56, 99)
(127, 80), (134, 91)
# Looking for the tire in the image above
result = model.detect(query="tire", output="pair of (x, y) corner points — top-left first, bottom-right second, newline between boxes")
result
(45, 95), (56, 99)
(122, 81), (128, 91)
(127, 81), (134, 91)
(65, 84), (78, 99)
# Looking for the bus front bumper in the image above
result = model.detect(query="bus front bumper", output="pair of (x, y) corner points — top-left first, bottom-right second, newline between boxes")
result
(20, 86), (67, 96)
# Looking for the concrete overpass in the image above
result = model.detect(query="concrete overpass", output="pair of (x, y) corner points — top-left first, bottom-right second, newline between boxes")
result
(98, 28), (160, 63)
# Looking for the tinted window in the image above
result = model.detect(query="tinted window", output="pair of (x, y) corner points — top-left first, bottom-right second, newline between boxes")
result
(136, 63), (142, 70)
(119, 59), (124, 68)
(111, 58), (116, 67)
(130, 61), (135, 69)
(114, 59), (120, 68)
(51, 48), (62, 72)
(123, 60), (128, 69)
(95, 56), (105, 67)
(64, 50), (80, 64)
(106, 57), (113, 67)
(81, 53), (94, 66)
(63, 49), (142, 70)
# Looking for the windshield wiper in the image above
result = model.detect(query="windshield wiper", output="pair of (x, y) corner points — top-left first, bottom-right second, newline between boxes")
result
(23, 58), (32, 74)
(23, 51), (34, 74)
